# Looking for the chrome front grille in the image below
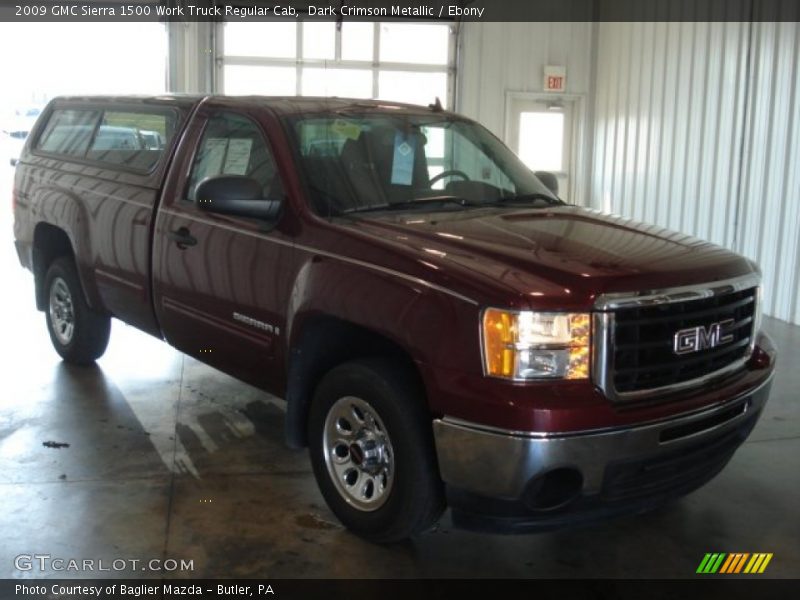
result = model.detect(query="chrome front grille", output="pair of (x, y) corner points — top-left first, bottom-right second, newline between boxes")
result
(593, 274), (760, 402)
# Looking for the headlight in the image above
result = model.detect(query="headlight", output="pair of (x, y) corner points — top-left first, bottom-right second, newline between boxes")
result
(482, 309), (590, 380)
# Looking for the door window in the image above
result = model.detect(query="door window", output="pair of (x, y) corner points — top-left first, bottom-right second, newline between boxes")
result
(518, 111), (565, 172)
(507, 98), (574, 201)
(187, 112), (283, 203)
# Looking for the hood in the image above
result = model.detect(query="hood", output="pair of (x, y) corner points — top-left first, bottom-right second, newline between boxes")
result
(341, 205), (755, 310)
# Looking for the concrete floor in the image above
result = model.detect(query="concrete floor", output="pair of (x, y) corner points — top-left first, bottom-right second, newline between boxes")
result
(1, 164), (798, 579)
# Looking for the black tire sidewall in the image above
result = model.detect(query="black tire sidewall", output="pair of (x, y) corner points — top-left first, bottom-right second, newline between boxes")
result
(44, 257), (109, 364)
(308, 359), (443, 542)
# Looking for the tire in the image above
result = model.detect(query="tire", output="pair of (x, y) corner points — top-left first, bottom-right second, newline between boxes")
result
(308, 358), (445, 542)
(44, 257), (111, 365)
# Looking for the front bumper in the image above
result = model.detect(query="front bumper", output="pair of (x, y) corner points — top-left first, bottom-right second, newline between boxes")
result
(433, 371), (773, 532)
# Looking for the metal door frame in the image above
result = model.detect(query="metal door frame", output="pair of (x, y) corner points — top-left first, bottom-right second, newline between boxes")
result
(504, 91), (588, 204)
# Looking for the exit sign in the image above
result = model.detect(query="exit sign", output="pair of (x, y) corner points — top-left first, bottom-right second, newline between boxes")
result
(544, 66), (566, 92)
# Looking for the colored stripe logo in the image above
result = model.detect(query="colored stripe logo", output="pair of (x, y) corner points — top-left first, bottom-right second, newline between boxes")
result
(697, 553), (773, 574)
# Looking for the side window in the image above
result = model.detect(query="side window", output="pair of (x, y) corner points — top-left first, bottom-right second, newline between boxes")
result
(86, 110), (176, 171)
(187, 112), (282, 203)
(36, 109), (100, 157)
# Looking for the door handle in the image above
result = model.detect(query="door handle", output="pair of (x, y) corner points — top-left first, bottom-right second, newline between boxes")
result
(168, 226), (197, 249)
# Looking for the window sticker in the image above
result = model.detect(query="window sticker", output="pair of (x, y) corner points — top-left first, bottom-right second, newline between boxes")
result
(223, 138), (253, 175)
(196, 138), (228, 180)
(391, 132), (416, 186)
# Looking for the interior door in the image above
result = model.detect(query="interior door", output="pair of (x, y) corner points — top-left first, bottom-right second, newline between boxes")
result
(507, 98), (574, 202)
(152, 106), (293, 392)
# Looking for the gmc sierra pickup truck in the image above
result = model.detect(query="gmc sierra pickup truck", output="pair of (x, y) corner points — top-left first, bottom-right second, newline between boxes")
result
(13, 95), (776, 541)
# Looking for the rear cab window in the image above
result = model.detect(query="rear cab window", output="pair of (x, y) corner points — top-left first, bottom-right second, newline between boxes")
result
(35, 106), (178, 172)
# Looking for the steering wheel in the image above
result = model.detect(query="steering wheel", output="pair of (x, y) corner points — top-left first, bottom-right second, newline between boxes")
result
(429, 169), (470, 186)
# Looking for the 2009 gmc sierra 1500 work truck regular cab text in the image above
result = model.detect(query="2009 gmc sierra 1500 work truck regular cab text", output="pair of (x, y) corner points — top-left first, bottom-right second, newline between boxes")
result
(13, 96), (776, 542)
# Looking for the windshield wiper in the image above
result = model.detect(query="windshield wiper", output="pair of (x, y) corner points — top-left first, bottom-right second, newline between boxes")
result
(495, 192), (563, 206)
(343, 195), (480, 214)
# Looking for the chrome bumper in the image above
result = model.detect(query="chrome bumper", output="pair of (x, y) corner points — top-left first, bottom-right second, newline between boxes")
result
(433, 374), (773, 501)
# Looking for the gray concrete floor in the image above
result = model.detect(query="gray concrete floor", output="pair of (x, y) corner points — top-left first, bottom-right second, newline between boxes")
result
(1, 164), (798, 579)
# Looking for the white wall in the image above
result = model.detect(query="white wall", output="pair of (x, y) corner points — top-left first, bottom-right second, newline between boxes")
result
(591, 22), (750, 245)
(456, 22), (594, 137)
(737, 22), (800, 324)
(591, 21), (800, 324)
(456, 22), (594, 204)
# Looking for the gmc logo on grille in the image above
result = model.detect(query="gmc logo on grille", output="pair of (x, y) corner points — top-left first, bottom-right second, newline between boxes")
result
(673, 319), (735, 355)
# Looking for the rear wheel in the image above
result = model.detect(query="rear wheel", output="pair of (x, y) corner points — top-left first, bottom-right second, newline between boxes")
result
(308, 359), (445, 542)
(44, 257), (111, 365)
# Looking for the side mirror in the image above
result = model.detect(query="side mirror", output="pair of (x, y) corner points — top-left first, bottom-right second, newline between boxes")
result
(534, 171), (559, 196)
(195, 175), (281, 221)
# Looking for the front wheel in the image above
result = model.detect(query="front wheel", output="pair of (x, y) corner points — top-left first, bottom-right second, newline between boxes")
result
(308, 359), (445, 542)
(44, 257), (111, 365)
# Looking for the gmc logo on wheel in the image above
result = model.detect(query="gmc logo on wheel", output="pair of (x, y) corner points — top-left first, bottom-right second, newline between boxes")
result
(673, 319), (736, 355)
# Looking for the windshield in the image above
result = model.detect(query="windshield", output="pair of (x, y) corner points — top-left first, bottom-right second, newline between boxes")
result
(285, 112), (560, 216)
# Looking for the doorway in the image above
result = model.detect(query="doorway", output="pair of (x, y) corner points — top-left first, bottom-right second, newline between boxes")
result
(506, 94), (585, 204)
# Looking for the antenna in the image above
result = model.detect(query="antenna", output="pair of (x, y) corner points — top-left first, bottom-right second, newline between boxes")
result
(428, 97), (444, 112)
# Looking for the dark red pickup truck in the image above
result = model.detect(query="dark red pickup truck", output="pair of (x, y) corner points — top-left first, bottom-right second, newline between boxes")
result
(13, 95), (776, 541)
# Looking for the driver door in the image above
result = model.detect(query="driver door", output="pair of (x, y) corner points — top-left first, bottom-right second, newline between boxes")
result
(153, 107), (293, 391)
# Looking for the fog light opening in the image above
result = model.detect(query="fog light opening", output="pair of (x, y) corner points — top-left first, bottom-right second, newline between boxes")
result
(525, 468), (583, 511)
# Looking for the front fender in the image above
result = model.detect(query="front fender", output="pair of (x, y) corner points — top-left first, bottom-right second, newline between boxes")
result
(286, 252), (480, 373)
(281, 251), (481, 448)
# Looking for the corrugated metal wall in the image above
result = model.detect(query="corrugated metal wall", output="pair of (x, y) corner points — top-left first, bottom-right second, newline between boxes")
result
(591, 21), (800, 324)
(457, 22), (594, 138)
(737, 22), (800, 324)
